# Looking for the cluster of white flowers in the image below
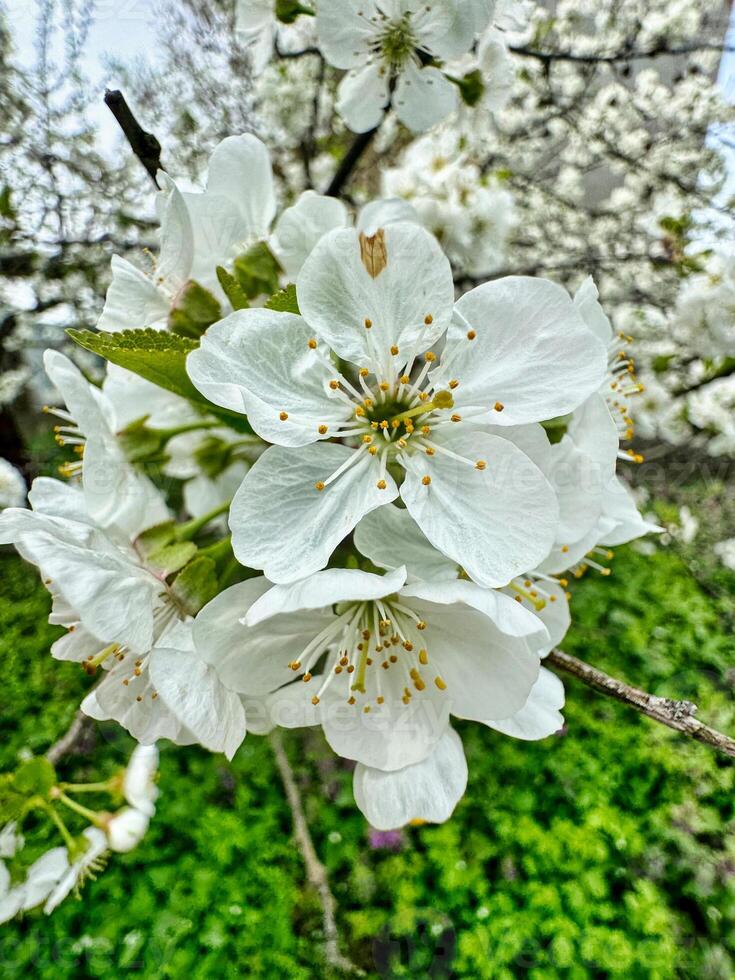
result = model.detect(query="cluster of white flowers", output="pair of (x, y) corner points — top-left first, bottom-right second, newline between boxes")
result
(237, 0), (525, 133)
(0, 133), (661, 855)
(0, 745), (158, 922)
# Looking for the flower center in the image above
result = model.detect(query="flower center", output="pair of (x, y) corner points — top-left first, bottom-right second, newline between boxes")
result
(290, 596), (447, 711)
(378, 16), (417, 69)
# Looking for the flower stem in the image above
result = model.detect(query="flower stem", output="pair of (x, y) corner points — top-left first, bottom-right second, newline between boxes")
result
(174, 501), (231, 541)
(57, 791), (104, 826)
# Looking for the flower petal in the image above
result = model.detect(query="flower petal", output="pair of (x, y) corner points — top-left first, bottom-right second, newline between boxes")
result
(297, 223), (454, 377)
(394, 62), (458, 133)
(271, 191), (349, 278)
(336, 64), (390, 133)
(316, 0), (376, 69)
(486, 667), (565, 740)
(156, 173), (194, 284)
(598, 476), (663, 546)
(352, 727), (467, 829)
(97, 255), (170, 333)
(400, 428), (558, 588)
(357, 198), (419, 235)
(230, 443), (398, 583)
(408, 597), (541, 721)
(435, 277), (607, 424)
(354, 504), (459, 582)
(187, 309), (348, 447)
(573, 276), (613, 344)
(245, 566), (408, 626)
(204, 134), (276, 241)
(149, 639), (248, 761)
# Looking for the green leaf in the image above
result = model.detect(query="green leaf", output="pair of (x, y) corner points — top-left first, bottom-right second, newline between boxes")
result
(14, 757), (57, 796)
(275, 0), (313, 23)
(265, 283), (300, 315)
(147, 541), (199, 578)
(452, 69), (485, 107)
(171, 556), (219, 616)
(135, 520), (177, 557)
(66, 328), (254, 434)
(216, 266), (250, 311)
(168, 280), (222, 338)
(234, 242), (282, 300)
(0, 773), (26, 822)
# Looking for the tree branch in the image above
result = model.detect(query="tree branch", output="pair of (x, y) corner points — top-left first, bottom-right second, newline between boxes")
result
(548, 649), (735, 759)
(45, 710), (93, 765)
(325, 128), (378, 198)
(510, 41), (734, 66)
(103, 89), (164, 186)
(269, 730), (363, 976)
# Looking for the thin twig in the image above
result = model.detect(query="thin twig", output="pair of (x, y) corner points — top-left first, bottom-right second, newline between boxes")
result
(325, 128), (378, 198)
(548, 649), (735, 759)
(269, 730), (363, 976)
(45, 710), (92, 765)
(103, 89), (164, 186)
(510, 41), (734, 66)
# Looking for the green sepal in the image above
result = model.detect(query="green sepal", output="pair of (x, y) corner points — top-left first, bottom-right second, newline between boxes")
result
(117, 415), (166, 463)
(453, 69), (485, 107)
(233, 242), (282, 300)
(216, 266), (250, 311)
(14, 757), (57, 797)
(171, 556), (219, 616)
(147, 541), (199, 578)
(193, 436), (236, 480)
(265, 283), (300, 315)
(0, 773), (27, 822)
(168, 280), (222, 338)
(135, 520), (177, 557)
(275, 0), (313, 24)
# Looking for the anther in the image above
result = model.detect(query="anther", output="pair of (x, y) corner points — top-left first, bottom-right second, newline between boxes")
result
(426, 448), (435, 456)
(390, 345), (399, 355)
(450, 414), (462, 423)
(303, 672), (312, 682)
(422, 475), (431, 485)
(364, 318), (372, 329)
(494, 402), (504, 412)
(279, 411), (289, 421)
(329, 380), (340, 390)
(425, 352), (436, 362)
(475, 460), (487, 470)
(434, 676), (447, 690)
(315, 481), (325, 491)
(377, 479), (387, 490)
(467, 330), (476, 340)
(424, 314), (433, 325)
(418, 649), (428, 664)
(449, 379), (459, 389)
(311, 695), (320, 705)
(318, 425), (328, 435)
(308, 338), (317, 349)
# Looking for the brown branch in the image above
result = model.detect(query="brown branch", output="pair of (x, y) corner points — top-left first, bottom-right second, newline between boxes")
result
(104, 89), (164, 187)
(45, 710), (93, 765)
(548, 649), (735, 759)
(269, 730), (363, 976)
(325, 128), (378, 198)
(510, 41), (734, 66)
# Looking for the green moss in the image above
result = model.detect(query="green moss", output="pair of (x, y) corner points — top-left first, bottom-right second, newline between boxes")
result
(0, 541), (734, 978)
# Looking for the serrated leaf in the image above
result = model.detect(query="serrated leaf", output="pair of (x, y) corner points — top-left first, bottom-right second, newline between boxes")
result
(233, 242), (282, 300)
(168, 280), (222, 338)
(14, 757), (57, 796)
(66, 328), (254, 434)
(265, 283), (300, 315)
(171, 556), (219, 616)
(147, 541), (198, 577)
(216, 266), (250, 311)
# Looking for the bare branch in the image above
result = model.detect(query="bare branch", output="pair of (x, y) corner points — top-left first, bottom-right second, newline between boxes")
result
(548, 649), (735, 759)
(325, 128), (378, 198)
(104, 89), (164, 186)
(510, 41), (734, 65)
(269, 730), (364, 976)
(45, 710), (93, 765)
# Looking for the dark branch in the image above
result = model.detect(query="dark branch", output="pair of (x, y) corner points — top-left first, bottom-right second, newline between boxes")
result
(548, 649), (735, 759)
(510, 41), (734, 66)
(104, 89), (164, 186)
(46, 711), (93, 765)
(325, 128), (378, 198)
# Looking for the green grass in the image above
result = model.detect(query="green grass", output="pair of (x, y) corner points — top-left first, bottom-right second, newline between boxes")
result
(0, 541), (734, 979)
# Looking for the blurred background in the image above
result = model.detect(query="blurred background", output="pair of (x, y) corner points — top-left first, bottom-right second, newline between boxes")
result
(0, 1), (734, 976)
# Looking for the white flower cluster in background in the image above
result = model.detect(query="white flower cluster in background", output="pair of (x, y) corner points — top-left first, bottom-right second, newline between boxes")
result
(0, 135), (661, 863)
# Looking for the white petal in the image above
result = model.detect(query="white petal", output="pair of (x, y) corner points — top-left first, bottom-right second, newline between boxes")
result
(400, 428), (558, 588)
(83, 662), (184, 744)
(573, 276), (613, 344)
(123, 744), (159, 816)
(271, 191), (349, 278)
(357, 198), (419, 235)
(336, 64), (389, 133)
(183, 189), (252, 287)
(417, 0), (474, 59)
(486, 667), (565, 740)
(20, 848), (69, 911)
(97, 255), (170, 333)
(532, 582), (570, 656)
(187, 309), (348, 447)
(102, 364), (198, 431)
(316, 0), (376, 69)
(437, 278), (608, 425)
(230, 443), (398, 583)
(478, 31), (515, 112)
(246, 566), (407, 625)
(394, 63), (458, 133)
(44, 829), (107, 914)
(193, 579), (333, 695)
(51, 624), (101, 663)
(183, 461), (249, 522)
(354, 504), (459, 581)
(546, 437), (605, 547)
(156, 173), (194, 283)
(401, 579), (548, 641)
(149, 644), (247, 761)
(566, 393), (619, 474)
(297, 223), (454, 377)
(106, 807), (150, 853)
(43, 350), (115, 440)
(27, 477), (91, 524)
(408, 597), (540, 721)
(353, 727), (467, 829)
(598, 476), (663, 546)
(204, 134), (276, 241)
